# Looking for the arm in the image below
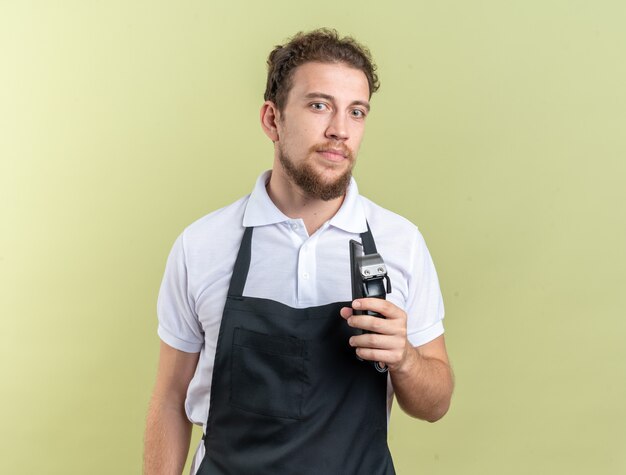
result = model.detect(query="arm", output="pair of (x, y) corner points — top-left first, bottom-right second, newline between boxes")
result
(143, 341), (200, 475)
(340, 298), (453, 422)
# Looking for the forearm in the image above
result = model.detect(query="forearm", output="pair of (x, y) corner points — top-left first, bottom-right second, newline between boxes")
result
(390, 344), (453, 422)
(143, 395), (193, 475)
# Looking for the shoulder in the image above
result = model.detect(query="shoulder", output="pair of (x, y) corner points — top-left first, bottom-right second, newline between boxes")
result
(178, 194), (250, 257)
(359, 195), (423, 248)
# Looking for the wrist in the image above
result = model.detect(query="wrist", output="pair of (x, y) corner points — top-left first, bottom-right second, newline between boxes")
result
(391, 342), (419, 376)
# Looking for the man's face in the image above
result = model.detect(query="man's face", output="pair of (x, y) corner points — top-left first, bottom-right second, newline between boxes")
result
(274, 61), (370, 201)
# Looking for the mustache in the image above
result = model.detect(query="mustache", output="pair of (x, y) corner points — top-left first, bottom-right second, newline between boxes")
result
(309, 142), (354, 160)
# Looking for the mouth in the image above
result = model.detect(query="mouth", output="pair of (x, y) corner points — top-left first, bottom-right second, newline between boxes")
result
(316, 148), (348, 162)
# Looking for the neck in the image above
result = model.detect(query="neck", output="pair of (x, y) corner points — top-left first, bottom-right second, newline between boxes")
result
(266, 170), (346, 236)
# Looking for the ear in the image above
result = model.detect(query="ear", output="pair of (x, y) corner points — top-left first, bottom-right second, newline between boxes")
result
(260, 101), (281, 142)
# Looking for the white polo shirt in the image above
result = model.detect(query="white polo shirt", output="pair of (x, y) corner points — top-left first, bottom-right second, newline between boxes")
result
(157, 170), (445, 431)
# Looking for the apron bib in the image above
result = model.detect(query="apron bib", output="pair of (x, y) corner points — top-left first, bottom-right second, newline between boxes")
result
(196, 226), (395, 475)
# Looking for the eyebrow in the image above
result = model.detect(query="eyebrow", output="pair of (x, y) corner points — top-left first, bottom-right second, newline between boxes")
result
(304, 92), (371, 112)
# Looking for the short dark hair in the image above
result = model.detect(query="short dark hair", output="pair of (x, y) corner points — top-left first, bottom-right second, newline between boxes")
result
(264, 28), (380, 112)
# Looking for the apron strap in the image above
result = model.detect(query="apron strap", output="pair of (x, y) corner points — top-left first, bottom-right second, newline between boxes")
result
(360, 221), (377, 255)
(227, 226), (253, 298)
(228, 222), (377, 298)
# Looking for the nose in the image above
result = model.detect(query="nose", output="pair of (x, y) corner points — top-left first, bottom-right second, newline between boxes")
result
(325, 112), (349, 141)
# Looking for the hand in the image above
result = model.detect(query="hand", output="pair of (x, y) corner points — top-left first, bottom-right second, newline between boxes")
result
(340, 298), (411, 373)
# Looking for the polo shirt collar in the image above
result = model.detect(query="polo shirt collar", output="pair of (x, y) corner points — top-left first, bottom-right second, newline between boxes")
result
(242, 170), (367, 234)
(328, 176), (368, 233)
(243, 171), (290, 227)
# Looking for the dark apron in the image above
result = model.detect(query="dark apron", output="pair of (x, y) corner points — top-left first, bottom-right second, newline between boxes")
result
(196, 226), (395, 475)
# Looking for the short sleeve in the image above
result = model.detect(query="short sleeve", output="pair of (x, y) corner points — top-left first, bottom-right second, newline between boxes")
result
(405, 231), (445, 347)
(156, 233), (204, 353)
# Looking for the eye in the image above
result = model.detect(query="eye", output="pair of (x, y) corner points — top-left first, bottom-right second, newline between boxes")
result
(310, 102), (328, 111)
(351, 108), (367, 119)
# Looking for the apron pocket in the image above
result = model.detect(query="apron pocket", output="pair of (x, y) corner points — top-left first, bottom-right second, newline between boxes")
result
(230, 327), (306, 419)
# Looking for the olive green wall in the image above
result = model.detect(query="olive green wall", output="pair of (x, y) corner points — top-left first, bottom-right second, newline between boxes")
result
(1, 1), (625, 473)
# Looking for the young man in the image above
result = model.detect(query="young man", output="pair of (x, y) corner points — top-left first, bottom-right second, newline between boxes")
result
(144, 29), (453, 475)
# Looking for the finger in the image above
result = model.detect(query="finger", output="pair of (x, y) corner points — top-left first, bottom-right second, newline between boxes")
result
(347, 314), (388, 333)
(349, 333), (398, 350)
(355, 347), (401, 366)
(355, 347), (406, 370)
(352, 298), (404, 319)
(347, 315), (405, 337)
(339, 307), (354, 319)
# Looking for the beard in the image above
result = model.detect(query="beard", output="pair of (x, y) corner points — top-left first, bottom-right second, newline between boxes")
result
(278, 142), (355, 201)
